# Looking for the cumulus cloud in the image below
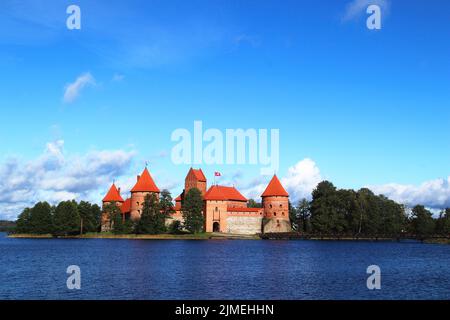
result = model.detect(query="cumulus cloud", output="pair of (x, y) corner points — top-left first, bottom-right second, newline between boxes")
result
(368, 178), (450, 209)
(0, 141), (135, 220)
(63, 72), (96, 103)
(342, 0), (389, 22)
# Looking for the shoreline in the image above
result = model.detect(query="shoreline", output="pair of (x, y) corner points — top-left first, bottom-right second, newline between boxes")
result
(7, 233), (260, 240)
(6, 233), (449, 243)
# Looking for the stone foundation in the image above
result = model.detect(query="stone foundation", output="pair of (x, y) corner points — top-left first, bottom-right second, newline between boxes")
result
(225, 216), (263, 235)
(263, 218), (292, 233)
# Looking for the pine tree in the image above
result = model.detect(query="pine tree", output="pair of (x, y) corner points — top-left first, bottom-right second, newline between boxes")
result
(15, 208), (32, 234)
(160, 189), (175, 218)
(135, 193), (163, 234)
(182, 188), (204, 234)
(91, 204), (102, 232)
(29, 202), (53, 234)
(410, 205), (435, 238)
(53, 200), (81, 236)
(103, 202), (122, 233)
(78, 201), (96, 233)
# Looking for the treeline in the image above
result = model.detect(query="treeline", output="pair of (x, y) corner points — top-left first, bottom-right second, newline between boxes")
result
(15, 201), (101, 236)
(107, 189), (204, 235)
(13, 188), (206, 236)
(0, 220), (16, 232)
(289, 181), (450, 238)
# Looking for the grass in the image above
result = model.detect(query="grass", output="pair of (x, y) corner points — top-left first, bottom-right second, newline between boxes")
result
(9, 232), (215, 240)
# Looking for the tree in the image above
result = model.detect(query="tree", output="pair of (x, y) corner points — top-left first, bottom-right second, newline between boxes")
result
(112, 211), (133, 235)
(435, 208), (450, 235)
(53, 200), (81, 236)
(15, 208), (32, 234)
(29, 202), (53, 234)
(135, 193), (165, 234)
(169, 220), (183, 234)
(296, 199), (312, 233)
(182, 188), (204, 234)
(103, 202), (122, 232)
(409, 205), (435, 238)
(248, 199), (262, 208)
(310, 181), (347, 234)
(91, 204), (102, 232)
(160, 190), (175, 218)
(77, 201), (97, 233)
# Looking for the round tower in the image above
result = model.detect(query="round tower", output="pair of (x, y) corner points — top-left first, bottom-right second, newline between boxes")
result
(261, 175), (290, 220)
(130, 167), (160, 221)
(101, 183), (124, 232)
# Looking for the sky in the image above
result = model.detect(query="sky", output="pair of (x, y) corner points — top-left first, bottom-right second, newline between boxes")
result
(0, 0), (449, 220)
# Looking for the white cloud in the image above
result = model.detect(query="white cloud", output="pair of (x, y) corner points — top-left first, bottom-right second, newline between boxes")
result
(281, 158), (323, 203)
(0, 141), (135, 220)
(342, 0), (389, 22)
(368, 177), (450, 209)
(63, 72), (96, 103)
(241, 158), (323, 203)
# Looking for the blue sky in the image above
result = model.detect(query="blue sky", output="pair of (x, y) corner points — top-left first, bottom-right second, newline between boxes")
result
(0, 0), (449, 219)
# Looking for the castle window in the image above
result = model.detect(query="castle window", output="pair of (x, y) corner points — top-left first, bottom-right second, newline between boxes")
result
(137, 202), (140, 206)
(280, 204), (283, 208)
(282, 212), (285, 216)
(270, 204), (273, 209)
(274, 212), (277, 216)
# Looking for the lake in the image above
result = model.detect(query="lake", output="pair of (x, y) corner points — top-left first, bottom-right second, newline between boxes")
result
(0, 232), (449, 300)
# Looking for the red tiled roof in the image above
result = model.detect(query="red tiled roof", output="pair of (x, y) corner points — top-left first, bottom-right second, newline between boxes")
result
(261, 175), (289, 197)
(102, 183), (124, 203)
(131, 168), (160, 193)
(190, 168), (207, 182)
(120, 198), (131, 214)
(204, 185), (247, 202)
(227, 207), (262, 212)
(175, 194), (182, 201)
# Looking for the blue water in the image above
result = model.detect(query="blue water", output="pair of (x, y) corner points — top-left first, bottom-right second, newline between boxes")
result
(0, 232), (449, 300)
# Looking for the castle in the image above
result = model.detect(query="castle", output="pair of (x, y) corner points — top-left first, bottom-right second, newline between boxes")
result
(101, 167), (291, 235)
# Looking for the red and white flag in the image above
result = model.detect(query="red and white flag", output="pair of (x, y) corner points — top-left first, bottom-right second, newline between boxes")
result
(214, 172), (221, 177)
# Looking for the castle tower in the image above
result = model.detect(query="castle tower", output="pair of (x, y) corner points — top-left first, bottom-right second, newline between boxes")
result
(130, 167), (160, 221)
(261, 175), (291, 233)
(185, 168), (207, 196)
(101, 183), (124, 232)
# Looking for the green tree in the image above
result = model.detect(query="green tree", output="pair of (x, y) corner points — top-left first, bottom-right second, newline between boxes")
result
(91, 204), (102, 232)
(29, 202), (53, 234)
(103, 202), (122, 232)
(248, 199), (262, 208)
(15, 208), (32, 234)
(435, 208), (450, 235)
(182, 188), (204, 234)
(112, 211), (133, 234)
(77, 201), (97, 233)
(409, 205), (435, 238)
(135, 193), (165, 234)
(310, 181), (348, 234)
(53, 200), (81, 236)
(296, 199), (312, 233)
(160, 189), (175, 218)
(169, 220), (183, 234)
